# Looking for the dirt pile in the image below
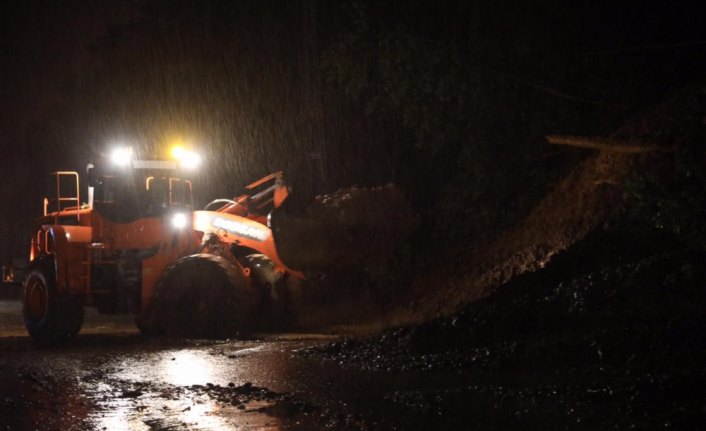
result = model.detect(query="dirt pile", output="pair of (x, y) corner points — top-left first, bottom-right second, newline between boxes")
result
(272, 184), (419, 270)
(301, 230), (706, 429)
(407, 80), (706, 319)
(295, 83), (706, 428)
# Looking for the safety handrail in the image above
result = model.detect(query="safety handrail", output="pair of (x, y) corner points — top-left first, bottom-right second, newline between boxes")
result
(44, 171), (80, 224)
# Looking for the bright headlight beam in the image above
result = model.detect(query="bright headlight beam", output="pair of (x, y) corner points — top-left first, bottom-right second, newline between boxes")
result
(171, 145), (201, 170)
(171, 212), (189, 229)
(180, 151), (201, 170)
(171, 145), (187, 160)
(110, 147), (133, 167)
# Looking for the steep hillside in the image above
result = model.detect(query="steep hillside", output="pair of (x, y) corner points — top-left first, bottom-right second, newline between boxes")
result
(403, 81), (706, 321)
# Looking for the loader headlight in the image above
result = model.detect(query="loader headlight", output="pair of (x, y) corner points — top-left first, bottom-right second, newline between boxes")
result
(110, 146), (133, 167)
(171, 145), (201, 170)
(171, 212), (189, 229)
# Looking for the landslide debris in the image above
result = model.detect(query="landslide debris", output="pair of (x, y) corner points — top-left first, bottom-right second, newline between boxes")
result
(410, 79), (706, 319)
(300, 229), (706, 429)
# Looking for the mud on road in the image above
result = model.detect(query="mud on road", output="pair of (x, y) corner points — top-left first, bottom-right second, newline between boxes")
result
(0, 303), (345, 430)
(0, 301), (473, 431)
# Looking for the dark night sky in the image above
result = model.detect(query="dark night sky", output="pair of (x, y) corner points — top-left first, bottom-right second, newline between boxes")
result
(1, 0), (705, 264)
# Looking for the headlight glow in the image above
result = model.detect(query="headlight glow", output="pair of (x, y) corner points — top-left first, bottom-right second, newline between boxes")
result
(171, 212), (189, 229)
(110, 147), (133, 167)
(171, 145), (201, 170)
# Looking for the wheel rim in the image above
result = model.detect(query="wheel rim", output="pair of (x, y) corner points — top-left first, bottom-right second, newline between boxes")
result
(25, 276), (48, 320)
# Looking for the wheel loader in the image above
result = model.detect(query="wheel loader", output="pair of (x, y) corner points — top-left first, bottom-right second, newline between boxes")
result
(22, 146), (416, 342)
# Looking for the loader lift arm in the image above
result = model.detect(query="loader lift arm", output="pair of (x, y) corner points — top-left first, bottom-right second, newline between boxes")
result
(193, 172), (299, 278)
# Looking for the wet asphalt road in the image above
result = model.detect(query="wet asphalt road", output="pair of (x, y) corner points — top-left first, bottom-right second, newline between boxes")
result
(0, 299), (336, 430)
(0, 300), (473, 430)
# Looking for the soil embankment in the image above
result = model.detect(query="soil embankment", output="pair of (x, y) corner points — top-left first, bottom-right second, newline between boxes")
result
(301, 231), (706, 429)
(400, 81), (706, 322)
(297, 82), (706, 428)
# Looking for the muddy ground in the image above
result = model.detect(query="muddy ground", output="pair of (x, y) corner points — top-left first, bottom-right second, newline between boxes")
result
(2, 229), (705, 430)
(301, 230), (706, 430)
(0, 300), (482, 431)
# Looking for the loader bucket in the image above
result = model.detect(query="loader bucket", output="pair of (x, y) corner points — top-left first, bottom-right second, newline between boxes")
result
(270, 184), (419, 270)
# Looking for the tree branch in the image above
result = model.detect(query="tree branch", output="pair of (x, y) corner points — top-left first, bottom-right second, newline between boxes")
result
(546, 135), (672, 154)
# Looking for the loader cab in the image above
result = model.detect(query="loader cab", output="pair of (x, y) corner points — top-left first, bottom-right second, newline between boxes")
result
(88, 162), (193, 224)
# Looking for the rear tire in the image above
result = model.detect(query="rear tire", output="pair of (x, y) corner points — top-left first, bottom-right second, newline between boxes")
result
(23, 259), (84, 344)
(139, 254), (255, 339)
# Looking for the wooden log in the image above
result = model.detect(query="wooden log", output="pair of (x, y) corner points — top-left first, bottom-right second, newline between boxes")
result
(546, 135), (672, 153)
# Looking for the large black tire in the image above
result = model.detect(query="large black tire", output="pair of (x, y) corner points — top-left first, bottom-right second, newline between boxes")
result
(138, 254), (255, 339)
(22, 259), (84, 344)
(240, 254), (294, 330)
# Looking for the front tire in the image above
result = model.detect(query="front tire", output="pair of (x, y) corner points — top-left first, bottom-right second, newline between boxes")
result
(240, 254), (294, 330)
(139, 254), (255, 339)
(23, 259), (84, 344)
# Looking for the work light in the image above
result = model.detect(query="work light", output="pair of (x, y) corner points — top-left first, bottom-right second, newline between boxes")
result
(171, 212), (189, 229)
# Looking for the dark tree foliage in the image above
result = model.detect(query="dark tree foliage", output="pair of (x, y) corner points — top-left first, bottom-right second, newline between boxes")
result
(322, 0), (706, 255)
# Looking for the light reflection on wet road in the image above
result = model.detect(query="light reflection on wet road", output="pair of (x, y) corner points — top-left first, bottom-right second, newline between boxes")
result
(0, 299), (334, 430)
(0, 299), (470, 430)
(86, 342), (315, 430)
(0, 300), (386, 430)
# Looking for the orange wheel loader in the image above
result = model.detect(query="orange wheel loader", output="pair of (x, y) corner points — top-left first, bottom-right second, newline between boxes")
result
(23, 146), (417, 343)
